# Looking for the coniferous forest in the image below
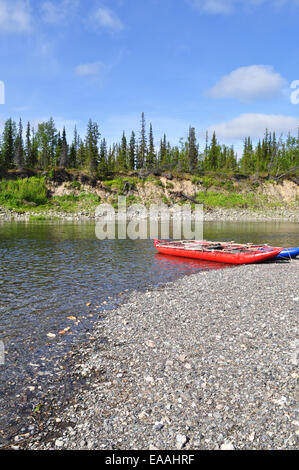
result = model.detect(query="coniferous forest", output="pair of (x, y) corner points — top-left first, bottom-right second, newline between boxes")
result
(0, 112), (298, 177)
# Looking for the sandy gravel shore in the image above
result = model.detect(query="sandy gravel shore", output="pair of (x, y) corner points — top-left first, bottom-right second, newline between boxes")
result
(22, 258), (299, 451)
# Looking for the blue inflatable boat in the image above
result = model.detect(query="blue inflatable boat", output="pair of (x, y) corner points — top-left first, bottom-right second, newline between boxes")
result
(275, 247), (299, 259)
(259, 247), (299, 259)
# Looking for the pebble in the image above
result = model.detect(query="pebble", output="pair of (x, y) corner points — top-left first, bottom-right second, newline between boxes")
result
(221, 442), (235, 450)
(176, 434), (188, 449)
(55, 439), (64, 448)
(153, 422), (164, 431)
(144, 376), (154, 383)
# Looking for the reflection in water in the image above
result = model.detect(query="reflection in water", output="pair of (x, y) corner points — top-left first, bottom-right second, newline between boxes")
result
(155, 253), (232, 271)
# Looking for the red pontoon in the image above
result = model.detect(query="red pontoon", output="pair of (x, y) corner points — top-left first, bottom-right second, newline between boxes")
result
(154, 239), (282, 265)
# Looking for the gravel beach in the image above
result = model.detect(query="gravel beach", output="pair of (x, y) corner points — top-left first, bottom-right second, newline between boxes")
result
(20, 259), (299, 450)
(1, 206), (299, 222)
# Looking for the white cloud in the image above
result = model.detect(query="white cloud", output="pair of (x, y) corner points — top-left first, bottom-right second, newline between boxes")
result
(189, 0), (299, 14)
(94, 6), (124, 32)
(190, 0), (237, 13)
(75, 62), (106, 77)
(0, 0), (32, 33)
(206, 65), (286, 102)
(41, 0), (79, 24)
(208, 113), (299, 141)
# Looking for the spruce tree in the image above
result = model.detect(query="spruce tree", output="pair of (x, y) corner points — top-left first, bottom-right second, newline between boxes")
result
(77, 139), (86, 168)
(187, 126), (198, 172)
(206, 132), (220, 170)
(260, 129), (271, 172)
(226, 146), (237, 170)
(69, 143), (77, 168)
(31, 127), (39, 168)
(177, 138), (188, 172)
(1, 114), (299, 177)
(147, 123), (155, 168)
(108, 144), (116, 173)
(2, 119), (15, 169)
(99, 138), (108, 176)
(15, 118), (24, 169)
(159, 134), (167, 167)
(137, 112), (147, 169)
(85, 119), (100, 173)
(67, 126), (79, 168)
(117, 132), (127, 170)
(25, 122), (33, 167)
(204, 131), (209, 162)
(74, 126), (79, 153)
(59, 127), (69, 168)
(241, 137), (254, 173)
(219, 145), (227, 170)
(268, 131), (278, 174)
(48, 117), (57, 166)
(55, 132), (62, 166)
(36, 119), (57, 169)
(128, 131), (136, 170)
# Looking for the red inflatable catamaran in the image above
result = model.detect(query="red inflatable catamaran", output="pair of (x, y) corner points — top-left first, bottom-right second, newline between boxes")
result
(154, 239), (282, 265)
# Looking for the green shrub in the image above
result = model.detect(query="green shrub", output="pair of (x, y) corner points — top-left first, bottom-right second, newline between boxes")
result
(126, 195), (141, 205)
(221, 181), (235, 191)
(51, 192), (100, 212)
(201, 176), (222, 189)
(47, 169), (55, 180)
(162, 195), (171, 206)
(145, 175), (156, 183)
(196, 191), (257, 208)
(0, 177), (48, 209)
(103, 177), (139, 191)
(70, 180), (81, 190)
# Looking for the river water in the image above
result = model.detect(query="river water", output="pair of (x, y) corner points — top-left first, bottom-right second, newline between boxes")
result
(0, 220), (298, 445)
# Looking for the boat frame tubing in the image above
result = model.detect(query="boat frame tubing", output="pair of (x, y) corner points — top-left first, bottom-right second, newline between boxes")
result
(154, 240), (282, 265)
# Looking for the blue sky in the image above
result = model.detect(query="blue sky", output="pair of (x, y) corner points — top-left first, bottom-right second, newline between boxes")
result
(0, 0), (298, 153)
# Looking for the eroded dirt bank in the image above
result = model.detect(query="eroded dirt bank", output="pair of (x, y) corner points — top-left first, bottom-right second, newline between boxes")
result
(1, 170), (299, 222)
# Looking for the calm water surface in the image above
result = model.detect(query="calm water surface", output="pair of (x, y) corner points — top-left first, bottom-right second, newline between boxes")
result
(0, 220), (298, 443)
(0, 218), (298, 358)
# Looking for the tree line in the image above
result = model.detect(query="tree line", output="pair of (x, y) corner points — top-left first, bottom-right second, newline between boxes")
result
(0, 113), (298, 176)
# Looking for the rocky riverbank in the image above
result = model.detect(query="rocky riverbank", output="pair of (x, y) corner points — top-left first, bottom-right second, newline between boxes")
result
(1, 206), (299, 222)
(15, 259), (299, 450)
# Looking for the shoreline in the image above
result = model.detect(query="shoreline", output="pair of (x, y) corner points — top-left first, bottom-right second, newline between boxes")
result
(12, 259), (299, 450)
(1, 206), (299, 223)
